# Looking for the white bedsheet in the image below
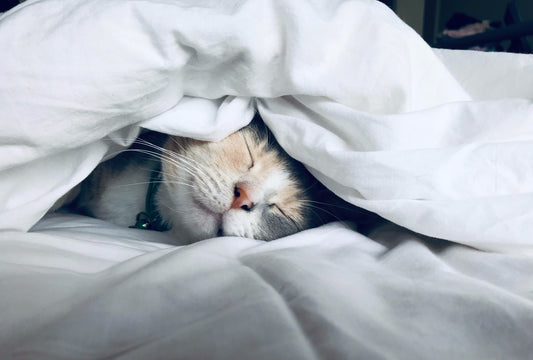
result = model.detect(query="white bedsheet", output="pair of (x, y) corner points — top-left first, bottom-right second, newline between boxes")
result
(1, 0), (533, 358)
(3, 214), (533, 359)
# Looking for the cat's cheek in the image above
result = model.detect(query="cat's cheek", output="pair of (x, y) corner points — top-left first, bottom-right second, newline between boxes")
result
(187, 207), (220, 239)
(166, 201), (220, 243)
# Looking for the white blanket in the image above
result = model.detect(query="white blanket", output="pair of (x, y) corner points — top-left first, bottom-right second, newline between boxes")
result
(1, 0), (533, 359)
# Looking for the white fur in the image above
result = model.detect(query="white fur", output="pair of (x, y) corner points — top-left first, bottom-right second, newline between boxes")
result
(94, 167), (150, 227)
(262, 169), (290, 198)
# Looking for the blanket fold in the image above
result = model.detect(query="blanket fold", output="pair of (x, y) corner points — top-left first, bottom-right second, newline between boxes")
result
(1, 0), (532, 250)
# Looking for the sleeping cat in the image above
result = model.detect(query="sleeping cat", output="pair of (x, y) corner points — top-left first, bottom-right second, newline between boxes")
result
(59, 115), (379, 244)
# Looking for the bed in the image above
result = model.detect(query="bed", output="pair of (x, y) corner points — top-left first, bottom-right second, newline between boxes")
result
(1, 0), (533, 359)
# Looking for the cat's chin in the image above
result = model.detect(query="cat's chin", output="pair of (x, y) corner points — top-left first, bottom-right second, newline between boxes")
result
(220, 209), (256, 239)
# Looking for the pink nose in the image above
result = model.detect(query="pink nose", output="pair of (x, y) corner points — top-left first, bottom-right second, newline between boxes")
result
(231, 184), (254, 211)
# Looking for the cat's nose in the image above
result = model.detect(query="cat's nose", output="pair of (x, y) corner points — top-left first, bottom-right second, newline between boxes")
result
(231, 184), (254, 211)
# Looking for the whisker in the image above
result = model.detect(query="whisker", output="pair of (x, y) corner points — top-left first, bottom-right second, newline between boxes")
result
(298, 202), (347, 224)
(139, 137), (214, 177)
(120, 137), (220, 195)
(109, 180), (195, 190)
(157, 201), (189, 215)
(299, 199), (358, 212)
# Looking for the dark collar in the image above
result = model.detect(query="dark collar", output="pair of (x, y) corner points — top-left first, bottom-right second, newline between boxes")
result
(130, 165), (168, 232)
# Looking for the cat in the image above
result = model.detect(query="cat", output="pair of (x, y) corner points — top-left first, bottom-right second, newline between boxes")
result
(59, 115), (381, 244)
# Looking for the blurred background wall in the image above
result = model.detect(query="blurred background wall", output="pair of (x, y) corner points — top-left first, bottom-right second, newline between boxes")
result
(381, 0), (532, 49)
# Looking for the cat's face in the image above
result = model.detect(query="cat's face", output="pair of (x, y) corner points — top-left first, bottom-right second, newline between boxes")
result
(156, 120), (319, 244)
